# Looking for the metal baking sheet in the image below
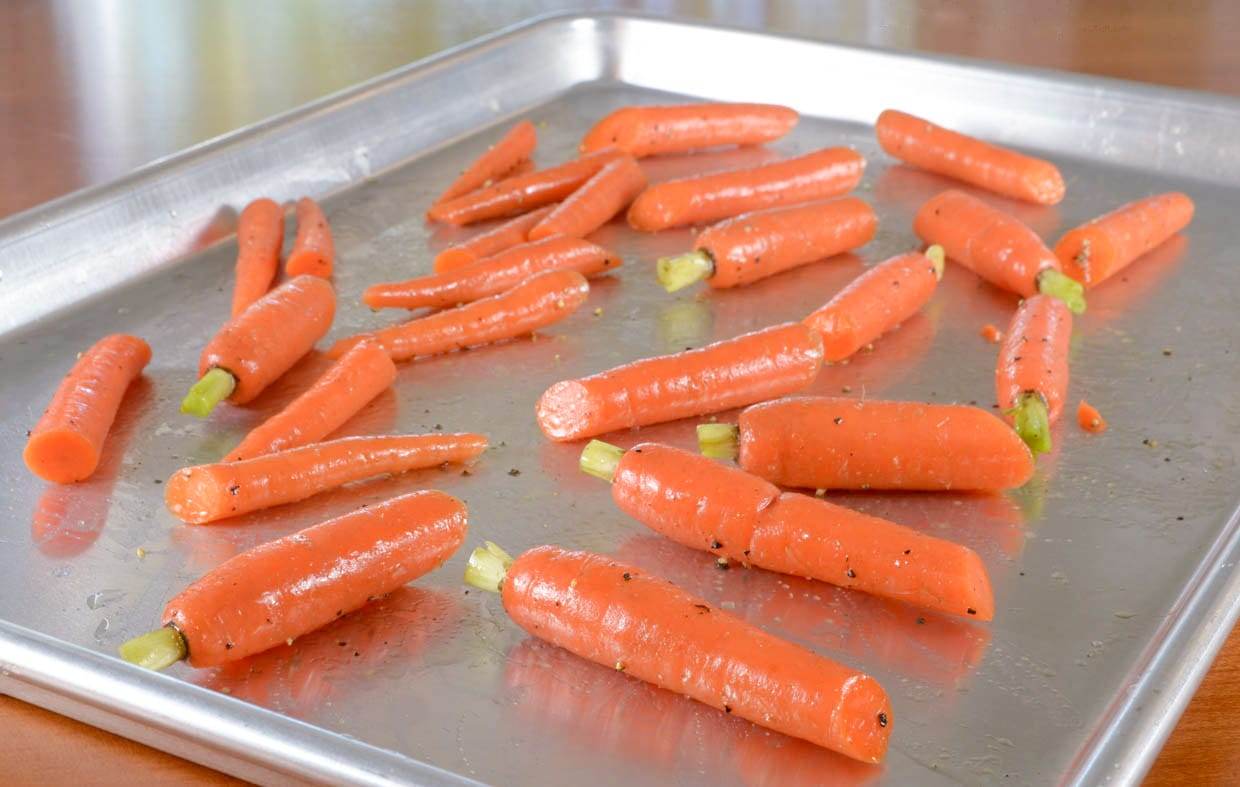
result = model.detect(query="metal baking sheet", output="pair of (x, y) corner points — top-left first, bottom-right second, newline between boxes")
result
(2, 13), (1239, 786)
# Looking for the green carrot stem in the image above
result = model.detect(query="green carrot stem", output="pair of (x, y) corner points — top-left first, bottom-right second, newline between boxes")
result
(656, 250), (713, 293)
(181, 367), (236, 418)
(463, 541), (515, 593)
(118, 626), (187, 671)
(925, 244), (946, 280)
(579, 439), (624, 483)
(1036, 269), (1086, 315)
(697, 423), (740, 460)
(1008, 391), (1052, 455)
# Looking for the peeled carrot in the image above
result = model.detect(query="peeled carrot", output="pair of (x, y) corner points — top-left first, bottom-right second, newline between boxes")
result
(431, 120), (538, 210)
(120, 489), (466, 669)
(1077, 400), (1107, 433)
(1055, 192), (1195, 287)
(433, 206), (555, 273)
(876, 109), (1065, 205)
(657, 198), (877, 292)
(331, 269), (588, 361)
(536, 322), (823, 442)
(24, 334), (151, 484)
(230, 198), (284, 317)
(364, 237), (619, 310)
(628, 147), (865, 232)
(914, 189), (1085, 312)
(996, 294), (1072, 455)
(528, 156), (646, 240)
(580, 103), (799, 158)
(465, 543), (892, 763)
(165, 433), (486, 524)
(285, 198), (334, 278)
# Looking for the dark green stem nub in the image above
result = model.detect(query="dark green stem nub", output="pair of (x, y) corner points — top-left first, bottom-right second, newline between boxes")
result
(1009, 391), (1052, 455)
(118, 625), (188, 671)
(181, 367), (236, 418)
(580, 439), (624, 483)
(1037, 269), (1087, 315)
(656, 250), (714, 293)
(697, 423), (740, 460)
(463, 541), (514, 593)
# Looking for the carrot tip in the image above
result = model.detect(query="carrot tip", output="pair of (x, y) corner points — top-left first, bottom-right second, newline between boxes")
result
(656, 250), (713, 293)
(925, 244), (946, 280)
(118, 625), (187, 671)
(181, 367), (236, 418)
(463, 541), (514, 593)
(580, 439), (625, 483)
(1037, 269), (1087, 315)
(697, 423), (740, 461)
(1008, 392), (1052, 455)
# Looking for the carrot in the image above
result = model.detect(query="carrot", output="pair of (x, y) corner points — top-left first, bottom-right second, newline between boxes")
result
(431, 120), (538, 210)
(1054, 192), (1195, 287)
(536, 322), (823, 442)
(363, 237), (619, 310)
(433, 205), (555, 273)
(657, 198), (877, 292)
(628, 147), (865, 232)
(980, 323), (1002, 343)
(875, 109), (1065, 205)
(580, 103), (799, 158)
(464, 542), (892, 763)
(427, 150), (626, 226)
(1077, 400), (1107, 433)
(803, 246), (945, 362)
(223, 341), (397, 462)
(914, 189), (1085, 312)
(996, 294), (1072, 455)
(119, 489), (466, 669)
(165, 433), (486, 524)
(581, 440), (994, 621)
(331, 269), (588, 361)
(528, 156), (646, 240)
(230, 198), (284, 316)
(24, 334), (151, 484)
(183, 275), (336, 417)
(697, 396), (1034, 492)
(285, 198), (334, 278)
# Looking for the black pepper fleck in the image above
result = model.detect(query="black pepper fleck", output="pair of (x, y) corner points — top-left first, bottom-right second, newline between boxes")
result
(710, 540), (722, 550)
(845, 568), (856, 578)
(833, 417), (844, 425)
(878, 712), (888, 727)
(622, 572), (632, 581)
(508, 468), (521, 476)
(916, 617), (925, 625)
(967, 607), (977, 615)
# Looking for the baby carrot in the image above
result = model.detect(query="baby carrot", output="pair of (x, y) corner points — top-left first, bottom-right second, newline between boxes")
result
(183, 275), (336, 417)
(580, 103), (799, 158)
(465, 543), (892, 763)
(1077, 400), (1107, 433)
(803, 246), (944, 362)
(996, 295), (1072, 455)
(628, 147), (865, 232)
(536, 322), (823, 442)
(120, 489), (466, 669)
(364, 237), (619, 310)
(165, 433), (486, 524)
(527, 156), (647, 240)
(1054, 192), (1195, 287)
(24, 335), (151, 484)
(914, 189), (1085, 312)
(431, 120), (537, 209)
(230, 198), (284, 317)
(223, 341), (397, 462)
(657, 198), (877, 292)
(285, 197), (334, 278)
(433, 205), (555, 273)
(332, 269), (588, 361)
(876, 109), (1065, 205)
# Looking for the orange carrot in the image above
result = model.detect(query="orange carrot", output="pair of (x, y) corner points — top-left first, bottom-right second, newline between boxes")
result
(431, 120), (538, 209)
(980, 323), (1002, 343)
(527, 156), (646, 240)
(433, 205), (555, 273)
(285, 198), (334, 278)
(580, 103), (799, 158)
(230, 198), (284, 316)
(24, 335), (151, 484)
(1077, 400), (1107, 434)
(1055, 192), (1195, 287)
(364, 237), (619, 310)
(628, 147), (865, 231)
(536, 323), (823, 442)
(876, 109), (1065, 205)
(997, 294), (1072, 454)
(330, 268), (588, 361)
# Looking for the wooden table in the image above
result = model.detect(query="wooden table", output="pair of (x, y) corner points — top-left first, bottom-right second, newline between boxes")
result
(2, 2), (1237, 784)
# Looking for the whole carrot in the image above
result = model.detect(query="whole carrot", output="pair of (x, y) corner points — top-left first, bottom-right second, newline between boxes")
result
(1054, 192), (1195, 287)
(286, 197), (334, 278)
(629, 147), (865, 232)
(431, 120), (537, 210)
(433, 205), (555, 273)
(119, 489), (467, 670)
(536, 322), (823, 442)
(230, 198), (284, 317)
(996, 295), (1072, 454)
(876, 109), (1065, 205)
(527, 156), (646, 240)
(657, 198), (877, 292)
(166, 433), (487, 524)
(580, 103), (799, 158)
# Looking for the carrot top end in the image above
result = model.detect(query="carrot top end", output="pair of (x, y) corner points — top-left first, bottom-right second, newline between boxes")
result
(925, 244), (946, 280)
(181, 367), (236, 418)
(580, 439), (624, 483)
(1009, 392), (1052, 455)
(118, 626), (187, 671)
(1037, 269), (1086, 315)
(656, 250), (713, 293)
(464, 541), (514, 593)
(697, 423), (740, 461)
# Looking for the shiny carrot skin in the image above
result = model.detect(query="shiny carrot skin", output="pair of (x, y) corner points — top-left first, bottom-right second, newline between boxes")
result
(433, 206), (555, 273)
(876, 109), (1065, 205)
(364, 237), (619, 310)
(528, 156), (647, 240)
(431, 120), (537, 209)
(536, 323), (824, 442)
(330, 269), (589, 361)
(628, 147), (865, 231)
(166, 433), (487, 524)
(24, 335), (151, 484)
(580, 103), (799, 158)
(285, 198), (334, 278)
(997, 295), (1072, 425)
(224, 341), (397, 462)
(1055, 192), (1195, 287)
(230, 198), (284, 316)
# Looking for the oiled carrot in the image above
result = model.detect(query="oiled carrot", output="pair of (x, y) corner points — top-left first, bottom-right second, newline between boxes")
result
(1055, 192), (1195, 287)
(364, 237), (619, 310)
(230, 198), (284, 316)
(433, 206), (555, 273)
(996, 295), (1072, 455)
(536, 322), (824, 442)
(24, 334), (151, 484)
(1077, 400), (1107, 433)
(628, 147), (865, 232)
(223, 342), (397, 462)
(165, 433), (486, 524)
(330, 268), (588, 361)
(580, 103), (799, 158)
(285, 198), (334, 278)
(431, 120), (538, 209)
(528, 156), (646, 240)
(119, 490), (466, 669)
(876, 109), (1065, 205)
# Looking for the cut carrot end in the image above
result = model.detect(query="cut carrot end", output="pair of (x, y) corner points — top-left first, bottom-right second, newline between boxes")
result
(1009, 392), (1052, 455)
(1077, 400), (1108, 433)
(656, 250), (713, 293)
(180, 368), (236, 418)
(118, 626), (187, 671)
(579, 439), (625, 483)
(463, 541), (514, 593)
(697, 423), (740, 461)
(1037, 269), (1086, 315)
(925, 244), (946, 280)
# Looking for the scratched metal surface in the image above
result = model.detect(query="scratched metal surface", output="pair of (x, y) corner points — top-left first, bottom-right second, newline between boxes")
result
(1, 14), (1239, 787)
